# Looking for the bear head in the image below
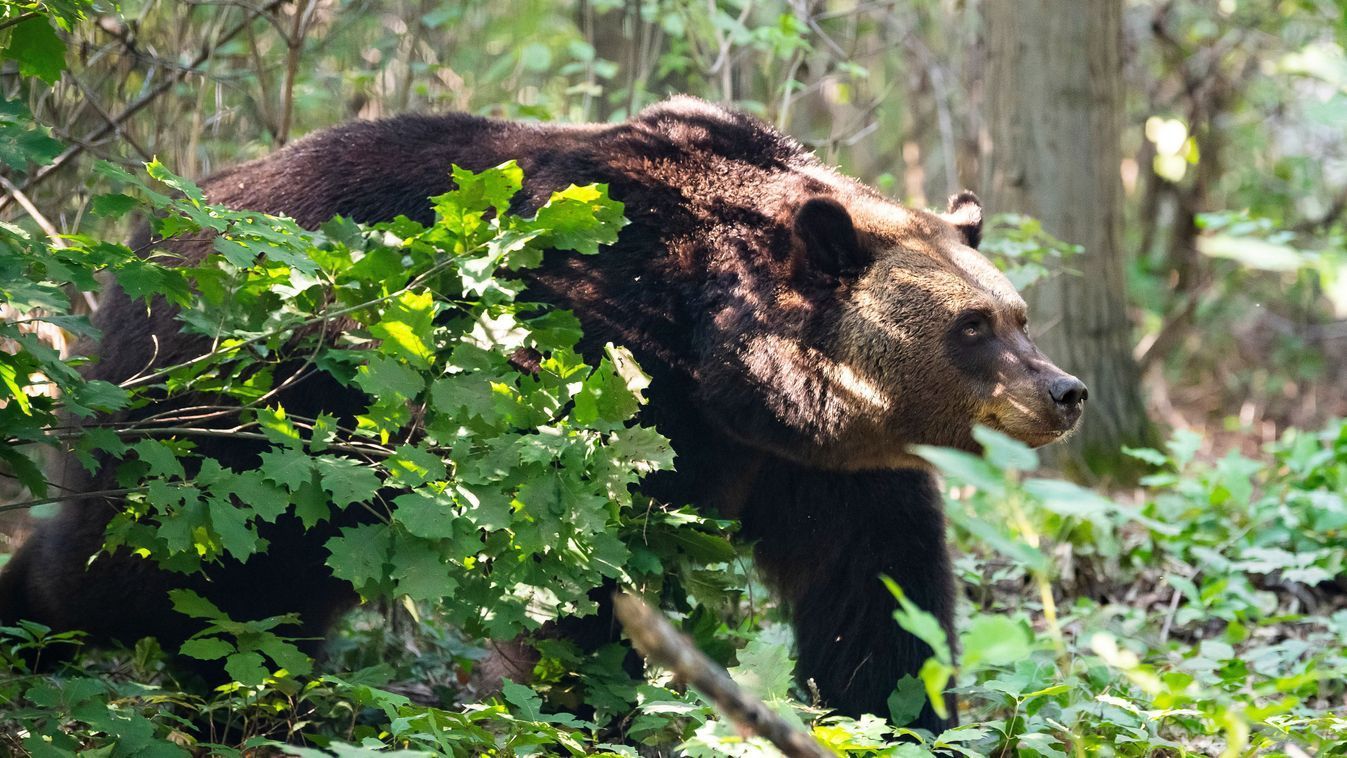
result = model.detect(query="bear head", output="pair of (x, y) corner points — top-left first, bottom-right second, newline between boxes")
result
(813, 191), (1086, 469)
(680, 156), (1086, 470)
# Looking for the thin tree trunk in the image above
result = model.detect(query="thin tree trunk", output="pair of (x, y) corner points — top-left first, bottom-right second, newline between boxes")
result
(983, 2), (1154, 476)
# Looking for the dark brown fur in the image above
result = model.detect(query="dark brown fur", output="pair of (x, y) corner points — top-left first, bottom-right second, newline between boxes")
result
(0, 97), (1085, 732)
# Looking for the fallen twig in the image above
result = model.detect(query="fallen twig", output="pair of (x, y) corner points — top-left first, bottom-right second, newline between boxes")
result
(612, 591), (831, 758)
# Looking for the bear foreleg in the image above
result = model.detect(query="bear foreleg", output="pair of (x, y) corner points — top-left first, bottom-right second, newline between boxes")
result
(744, 465), (957, 733)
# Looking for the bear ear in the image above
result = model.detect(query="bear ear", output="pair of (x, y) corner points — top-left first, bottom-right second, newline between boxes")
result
(942, 191), (983, 248)
(793, 197), (868, 280)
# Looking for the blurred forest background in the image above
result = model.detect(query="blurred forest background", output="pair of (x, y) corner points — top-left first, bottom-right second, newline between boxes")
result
(4, 0), (1347, 755)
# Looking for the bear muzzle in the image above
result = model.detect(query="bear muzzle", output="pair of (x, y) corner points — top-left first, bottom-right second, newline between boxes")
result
(1026, 372), (1088, 445)
(978, 370), (1087, 449)
(1048, 374), (1088, 425)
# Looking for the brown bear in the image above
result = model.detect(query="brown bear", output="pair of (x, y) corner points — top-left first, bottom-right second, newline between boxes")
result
(0, 96), (1085, 732)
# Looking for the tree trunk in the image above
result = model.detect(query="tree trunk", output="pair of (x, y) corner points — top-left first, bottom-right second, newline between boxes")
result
(983, 2), (1155, 476)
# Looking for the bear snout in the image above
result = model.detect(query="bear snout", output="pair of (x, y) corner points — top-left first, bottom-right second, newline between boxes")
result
(1048, 375), (1088, 408)
(1045, 374), (1088, 430)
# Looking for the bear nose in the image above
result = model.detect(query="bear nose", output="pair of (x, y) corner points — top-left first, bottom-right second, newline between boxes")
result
(1049, 375), (1088, 407)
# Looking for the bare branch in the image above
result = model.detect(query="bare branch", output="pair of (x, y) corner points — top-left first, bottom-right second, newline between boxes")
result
(0, 11), (39, 34)
(0, 486), (146, 514)
(0, 174), (65, 245)
(69, 74), (153, 161)
(612, 592), (831, 758)
(0, 0), (289, 213)
(277, 0), (316, 144)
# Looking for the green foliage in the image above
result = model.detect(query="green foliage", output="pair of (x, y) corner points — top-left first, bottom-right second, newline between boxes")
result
(1195, 209), (1347, 320)
(0, 2), (87, 84)
(892, 420), (1347, 756)
(4, 2), (1347, 756)
(0, 78), (747, 748)
(35, 156), (693, 651)
(979, 213), (1084, 290)
(1125, 3), (1347, 432)
(171, 589), (312, 685)
(0, 622), (192, 757)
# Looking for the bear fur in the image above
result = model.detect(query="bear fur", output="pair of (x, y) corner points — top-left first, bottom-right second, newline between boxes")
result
(0, 96), (1086, 733)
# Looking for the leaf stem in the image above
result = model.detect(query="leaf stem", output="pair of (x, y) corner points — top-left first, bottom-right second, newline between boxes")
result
(0, 486), (146, 514)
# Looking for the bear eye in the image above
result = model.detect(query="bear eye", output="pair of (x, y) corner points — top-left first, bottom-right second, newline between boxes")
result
(956, 313), (991, 342)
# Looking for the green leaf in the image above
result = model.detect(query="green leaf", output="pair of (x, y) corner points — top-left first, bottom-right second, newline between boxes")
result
(573, 347), (648, 425)
(67, 379), (130, 414)
(972, 424), (1039, 472)
(314, 455), (380, 507)
(1197, 234), (1311, 272)
(353, 355), (426, 400)
(667, 529), (737, 563)
(454, 483), (513, 530)
(5, 17), (66, 83)
(887, 675), (926, 727)
(0, 444), (46, 496)
(392, 490), (457, 539)
(256, 405), (302, 446)
(960, 615), (1033, 671)
(528, 183), (627, 254)
(133, 439), (187, 480)
(325, 523), (391, 590)
(89, 193), (139, 218)
(179, 637), (234, 661)
(0, 359), (31, 415)
(222, 469), (288, 522)
(168, 589), (225, 621)
(1022, 478), (1117, 520)
(225, 650), (270, 685)
(254, 634), (313, 676)
(519, 42), (552, 72)
(309, 412), (339, 453)
(113, 260), (191, 307)
(0, 109), (61, 172)
(431, 372), (502, 424)
(385, 444), (447, 487)
(389, 537), (454, 602)
(525, 309), (584, 349)
(212, 236), (258, 268)
(606, 425), (675, 475)
(145, 159), (207, 204)
(883, 577), (952, 666)
(448, 160), (524, 215)
(1122, 445), (1169, 467)
(908, 444), (1006, 496)
(292, 475), (329, 528)
(369, 289), (437, 367)
(946, 508), (1049, 573)
(728, 628), (794, 700)
(917, 658), (953, 721)
(208, 497), (259, 560)
(258, 447), (314, 491)
(501, 681), (545, 720)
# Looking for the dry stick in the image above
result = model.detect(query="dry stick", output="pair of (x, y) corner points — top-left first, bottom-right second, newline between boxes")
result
(611, 592), (831, 758)
(0, 174), (64, 243)
(69, 74), (153, 161)
(276, 0), (313, 145)
(0, 11), (39, 34)
(0, 174), (98, 314)
(0, 0), (289, 214)
(0, 486), (145, 514)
